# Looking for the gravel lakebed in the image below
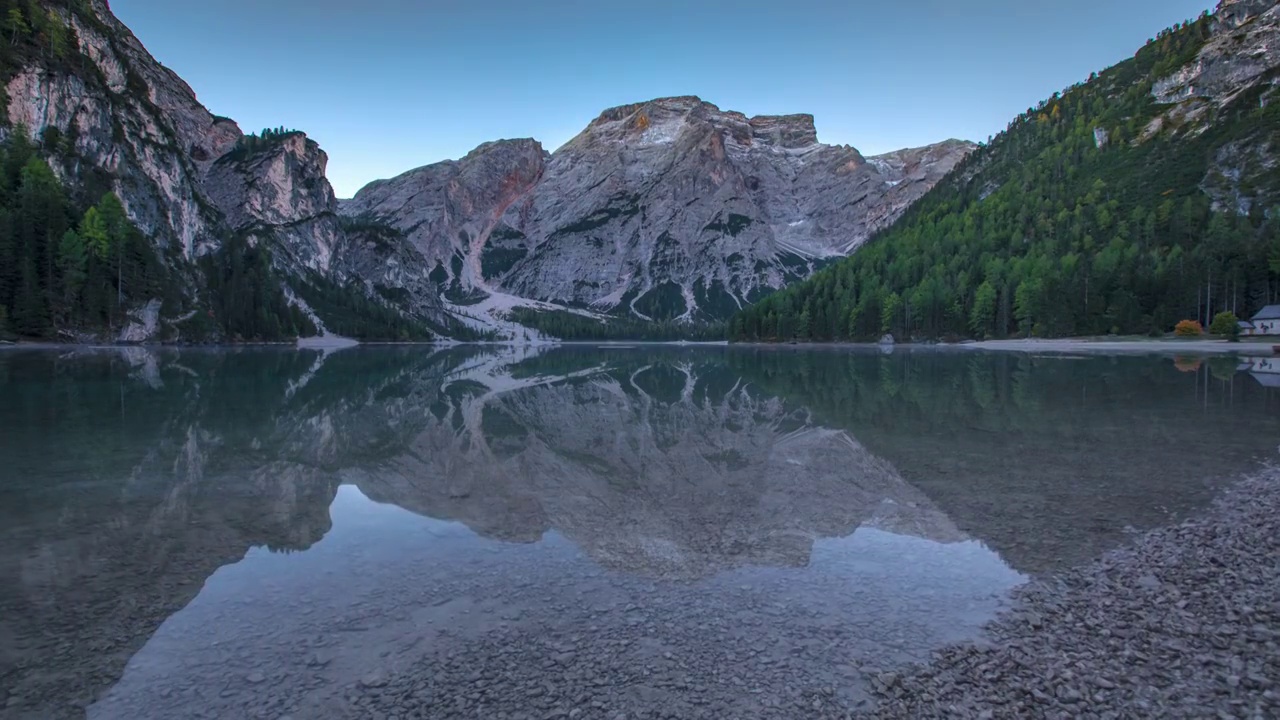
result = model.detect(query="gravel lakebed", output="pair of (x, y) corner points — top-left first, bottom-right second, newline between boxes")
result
(868, 468), (1280, 719)
(194, 469), (1280, 720)
(15, 466), (1280, 720)
(333, 469), (1280, 720)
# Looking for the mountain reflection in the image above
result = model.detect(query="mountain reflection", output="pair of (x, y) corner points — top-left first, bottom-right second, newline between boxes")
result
(2, 345), (1278, 718)
(352, 351), (964, 577)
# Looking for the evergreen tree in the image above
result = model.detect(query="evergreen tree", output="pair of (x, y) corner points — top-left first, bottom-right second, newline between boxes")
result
(970, 281), (996, 338)
(57, 229), (86, 321)
(12, 257), (47, 336)
(6, 7), (28, 46)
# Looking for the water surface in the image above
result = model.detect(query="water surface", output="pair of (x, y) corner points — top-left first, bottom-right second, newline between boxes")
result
(2, 346), (1277, 719)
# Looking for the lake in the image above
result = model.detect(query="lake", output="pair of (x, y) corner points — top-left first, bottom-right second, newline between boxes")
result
(2, 345), (1278, 719)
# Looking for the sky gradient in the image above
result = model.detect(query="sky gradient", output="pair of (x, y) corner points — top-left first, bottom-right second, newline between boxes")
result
(112, 0), (1216, 198)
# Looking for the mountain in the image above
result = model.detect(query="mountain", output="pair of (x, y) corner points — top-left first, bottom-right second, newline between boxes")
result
(0, 0), (970, 344)
(341, 97), (972, 326)
(0, 0), (460, 343)
(733, 0), (1280, 342)
(0, 1), (969, 343)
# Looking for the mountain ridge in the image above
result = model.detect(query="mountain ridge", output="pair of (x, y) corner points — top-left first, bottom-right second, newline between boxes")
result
(0, 0), (968, 342)
(342, 94), (972, 329)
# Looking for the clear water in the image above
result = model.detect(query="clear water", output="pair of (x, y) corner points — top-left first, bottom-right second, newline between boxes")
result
(1, 345), (1277, 719)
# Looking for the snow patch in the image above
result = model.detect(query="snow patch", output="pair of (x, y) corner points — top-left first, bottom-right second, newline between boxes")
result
(285, 286), (360, 348)
(117, 299), (163, 343)
(868, 158), (894, 174)
(640, 118), (684, 145)
(445, 289), (607, 343)
(774, 239), (818, 258)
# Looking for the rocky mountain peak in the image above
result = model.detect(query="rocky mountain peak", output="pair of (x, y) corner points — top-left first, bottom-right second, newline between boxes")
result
(577, 97), (821, 151)
(590, 95), (712, 126)
(343, 94), (973, 329)
(3, 0), (970, 341)
(463, 137), (547, 162)
(747, 114), (819, 148)
(1215, 0), (1276, 28)
(206, 131), (335, 232)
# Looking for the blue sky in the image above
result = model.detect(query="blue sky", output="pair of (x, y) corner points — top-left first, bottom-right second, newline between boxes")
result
(112, 0), (1215, 198)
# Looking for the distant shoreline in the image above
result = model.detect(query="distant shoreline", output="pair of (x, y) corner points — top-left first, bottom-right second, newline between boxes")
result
(3, 337), (1277, 356)
(955, 338), (1278, 356)
(733, 338), (1280, 356)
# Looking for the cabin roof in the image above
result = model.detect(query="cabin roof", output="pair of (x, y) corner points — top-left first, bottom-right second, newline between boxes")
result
(1251, 305), (1280, 321)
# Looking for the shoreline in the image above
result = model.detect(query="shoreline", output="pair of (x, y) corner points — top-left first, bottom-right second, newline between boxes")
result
(956, 337), (1278, 356)
(3, 337), (1277, 356)
(865, 467), (1280, 718)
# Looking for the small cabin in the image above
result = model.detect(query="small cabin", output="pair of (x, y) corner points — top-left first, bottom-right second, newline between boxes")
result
(1243, 306), (1280, 336)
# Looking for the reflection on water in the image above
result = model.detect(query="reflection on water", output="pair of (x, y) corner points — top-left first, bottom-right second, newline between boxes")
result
(1, 345), (1277, 719)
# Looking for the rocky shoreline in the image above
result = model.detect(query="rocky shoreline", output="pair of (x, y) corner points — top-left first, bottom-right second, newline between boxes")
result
(867, 468), (1280, 719)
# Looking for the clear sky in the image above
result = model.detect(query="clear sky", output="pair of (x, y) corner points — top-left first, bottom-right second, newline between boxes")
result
(111, 0), (1215, 198)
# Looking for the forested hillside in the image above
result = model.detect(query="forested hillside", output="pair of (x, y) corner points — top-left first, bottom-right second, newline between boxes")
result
(0, 134), (195, 340)
(733, 8), (1280, 342)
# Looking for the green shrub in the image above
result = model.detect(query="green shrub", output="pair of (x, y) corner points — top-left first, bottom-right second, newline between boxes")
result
(1209, 311), (1239, 337)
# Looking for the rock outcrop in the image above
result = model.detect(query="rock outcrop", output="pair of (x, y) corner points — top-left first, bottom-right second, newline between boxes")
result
(3, 1), (234, 262)
(1153, 0), (1279, 108)
(1151, 0), (1280, 212)
(205, 132), (342, 272)
(344, 97), (973, 322)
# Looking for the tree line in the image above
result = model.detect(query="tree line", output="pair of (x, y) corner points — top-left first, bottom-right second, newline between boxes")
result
(508, 307), (726, 342)
(732, 12), (1280, 343)
(221, 127), (306, 163)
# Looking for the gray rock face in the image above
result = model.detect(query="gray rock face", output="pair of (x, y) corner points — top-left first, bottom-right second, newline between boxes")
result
(338, 139), (549, 297)
(205, 133), (341, 272)
(6, 3), (968, 337)
(4, 1), (235, 262)
(5, 3), (969, 337)
(1151, 0), (1280, 213)
(1153, 0), (1280, 111)
(344, 97), (973, 321)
